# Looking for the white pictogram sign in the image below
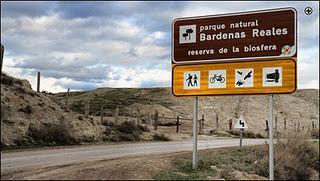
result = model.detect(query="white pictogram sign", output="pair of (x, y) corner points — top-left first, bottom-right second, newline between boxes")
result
(208, 70), (226, 88)
(234, 115), (248, 129)
(235, 68), (254, 88)
(184, 71), (200, 89)
(263, 67), (283, 87)
(179, 25), (196, 44)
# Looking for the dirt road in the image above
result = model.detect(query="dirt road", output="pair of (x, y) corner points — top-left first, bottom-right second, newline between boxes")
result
(1, 138), (265, 179)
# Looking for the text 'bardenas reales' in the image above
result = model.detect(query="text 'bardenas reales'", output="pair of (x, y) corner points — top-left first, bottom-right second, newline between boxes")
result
(199, 20), (288, 41)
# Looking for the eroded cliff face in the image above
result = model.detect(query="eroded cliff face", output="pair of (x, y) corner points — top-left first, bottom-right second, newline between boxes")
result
(1, 74), (101, 147)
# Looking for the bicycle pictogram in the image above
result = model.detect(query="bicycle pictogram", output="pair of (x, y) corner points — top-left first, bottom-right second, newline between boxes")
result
(209, 74), (225, 83)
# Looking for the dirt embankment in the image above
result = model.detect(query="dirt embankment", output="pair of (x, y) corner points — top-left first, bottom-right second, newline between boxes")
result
(1, 74), (101, 148)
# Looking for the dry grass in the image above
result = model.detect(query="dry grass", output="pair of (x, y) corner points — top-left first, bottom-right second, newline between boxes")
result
(311, 129), (319, 139)
(256, 132), (319, 180)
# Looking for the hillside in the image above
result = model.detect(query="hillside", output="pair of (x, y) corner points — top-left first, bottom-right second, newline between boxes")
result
(1, 73), (319, 148)
(53, 87), (319, 136)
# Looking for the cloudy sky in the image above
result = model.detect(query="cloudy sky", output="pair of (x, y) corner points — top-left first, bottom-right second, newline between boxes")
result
(1, 1), (319, 93)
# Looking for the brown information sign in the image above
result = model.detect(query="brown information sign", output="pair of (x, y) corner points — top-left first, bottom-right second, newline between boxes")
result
(172, 8), (297, 64)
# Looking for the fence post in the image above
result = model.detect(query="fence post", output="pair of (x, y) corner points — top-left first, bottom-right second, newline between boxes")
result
(297, 121), (300, 131)
(312, 121), (315, 129)
(37, 71), (41, 92)
(202, 115), (204, 133)
(229, 119), (233, 130)
(154, 110), (158, 131)
(176, 116), (180, 133)
(198, 118), (202, 133)
(284, 118), (287, 131)
(216, 115), (219, 130)
(265, 120), (269, 143)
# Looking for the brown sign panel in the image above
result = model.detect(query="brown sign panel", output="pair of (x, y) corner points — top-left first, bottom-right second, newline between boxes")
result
(172, 59), (296, 96)
(172, 8), (297, 64)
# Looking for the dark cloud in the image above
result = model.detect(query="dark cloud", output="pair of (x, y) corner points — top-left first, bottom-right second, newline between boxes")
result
(1, 1), (56, 17)
(1, 1), (318, 92)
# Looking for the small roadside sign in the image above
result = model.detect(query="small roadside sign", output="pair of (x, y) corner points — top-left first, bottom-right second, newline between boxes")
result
(235, 115), (248, 129)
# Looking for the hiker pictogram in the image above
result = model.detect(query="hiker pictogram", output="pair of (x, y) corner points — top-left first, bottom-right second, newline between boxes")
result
(208, 70), (226, 89)
(263, 67), (283, 87)
(235, 68), (254, 88)
(184, 71), (200, 89)
(193, 74), (198, 86)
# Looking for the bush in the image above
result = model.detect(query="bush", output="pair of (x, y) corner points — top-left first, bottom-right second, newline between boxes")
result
(152, 133), (171, 141)
(311, 129), (319, 139)
(26, 121), (77, 146)
(255, 132), (319, 180)
(105, 121), (149, 142)
(18, 105), (33, 114)
(227, 130), (265, 138)
(15, 79), (23, 86)
(116, 121), (142, 135)
(1, 74), (14, 86)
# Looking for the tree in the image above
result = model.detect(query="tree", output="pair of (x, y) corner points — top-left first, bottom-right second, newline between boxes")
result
(182, 33), (188, 40)
(186, 28), (194, 40)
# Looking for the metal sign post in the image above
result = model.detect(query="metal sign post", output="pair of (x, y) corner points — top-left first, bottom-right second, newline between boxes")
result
(269, 94), (274, 180)
(192, 97), (198, 169)
(240, 128), (244, 147)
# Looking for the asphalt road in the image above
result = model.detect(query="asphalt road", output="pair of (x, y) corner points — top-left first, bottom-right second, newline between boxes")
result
(1, 138), (265, 172)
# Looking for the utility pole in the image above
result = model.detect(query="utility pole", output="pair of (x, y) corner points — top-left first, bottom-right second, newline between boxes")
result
(0, 44), (4, 74)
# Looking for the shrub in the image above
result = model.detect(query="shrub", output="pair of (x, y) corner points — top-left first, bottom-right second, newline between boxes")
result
(226, 130), (265, 138)
(220, 165), (235, 180)
(116, 121), (142, 135)
(152, 133), (171, 141)
(15, 79), (23, 86)
(18, 105), (33, 114)
(255, 132), (319, 180)
(1, 74), (14, 86)
(106, 121), (149, 142)
(27, 120), (77, 146)
(311, 129), (319, 139)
